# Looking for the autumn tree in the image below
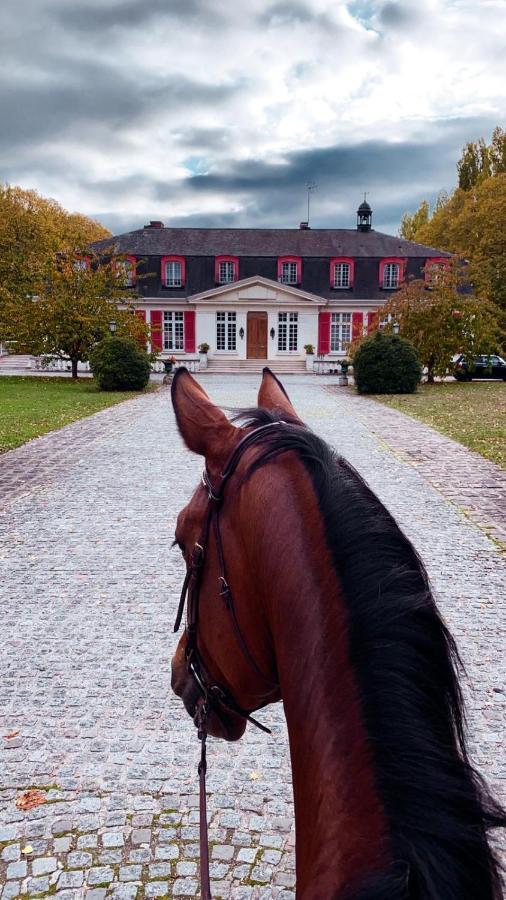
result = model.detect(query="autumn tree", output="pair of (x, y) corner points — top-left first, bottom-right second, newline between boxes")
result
(2, 252), (146, 378)
(398, 126), (506, 311)
(0, 185), (110, 342)
(457, 126), (506, 189)
(374, 263), (502, 383)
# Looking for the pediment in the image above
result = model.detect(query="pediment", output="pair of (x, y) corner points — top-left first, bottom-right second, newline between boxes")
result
(188, 275), (326, 306)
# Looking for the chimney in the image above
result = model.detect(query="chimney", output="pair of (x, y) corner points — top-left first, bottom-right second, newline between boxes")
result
(144, 220), (164, 229)
(299, 221), (310, 230)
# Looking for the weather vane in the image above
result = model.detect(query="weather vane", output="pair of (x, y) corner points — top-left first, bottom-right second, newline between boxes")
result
(306, 182), (317, 225)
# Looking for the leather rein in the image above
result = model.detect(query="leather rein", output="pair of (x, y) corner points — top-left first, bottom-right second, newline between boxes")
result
(173, 421), (285, 900)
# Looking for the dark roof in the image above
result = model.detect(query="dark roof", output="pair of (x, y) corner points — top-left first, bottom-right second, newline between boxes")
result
(357, 201), (372, 212)
(90, 227), (451, 259)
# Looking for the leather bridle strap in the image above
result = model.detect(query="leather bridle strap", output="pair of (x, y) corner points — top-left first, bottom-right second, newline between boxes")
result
(173, 420), (288, 900)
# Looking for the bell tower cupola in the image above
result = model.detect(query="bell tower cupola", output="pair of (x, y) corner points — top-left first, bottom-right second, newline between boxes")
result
(357, 195), (373, 232)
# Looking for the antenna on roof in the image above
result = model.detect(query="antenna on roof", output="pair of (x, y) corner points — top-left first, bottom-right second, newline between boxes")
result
(306, 182), (317, 226)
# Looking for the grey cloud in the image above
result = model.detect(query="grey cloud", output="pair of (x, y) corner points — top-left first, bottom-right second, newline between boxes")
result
(0, 58), (242, 150)
(56, 0), (208, 33)
(258, 0), (340, 30)
(172, 127), (233, 150)
(379, 2), (421, 28)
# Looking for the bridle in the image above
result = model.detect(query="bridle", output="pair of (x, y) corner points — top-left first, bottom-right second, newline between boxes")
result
(173, 421), (286, 900)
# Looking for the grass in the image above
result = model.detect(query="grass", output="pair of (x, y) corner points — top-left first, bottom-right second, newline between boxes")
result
(0, 376), (154, 453)
(371, 381), (506, 469)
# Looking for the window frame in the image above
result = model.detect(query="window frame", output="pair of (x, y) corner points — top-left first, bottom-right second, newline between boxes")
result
(215, 255), (239, 284)
(277, 256), (302, 285)
(330, 312), (352, 352)
(161, 255), (186, 288)
(216, 311), (237, 351)
(277, 311), (299, 352)
(163, 311), (185, 351)
(379, 257), (405, 290)
(330, 257), (354, 289)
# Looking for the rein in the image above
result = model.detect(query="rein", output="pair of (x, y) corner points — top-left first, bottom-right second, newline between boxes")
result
(173, 421), (285, 899)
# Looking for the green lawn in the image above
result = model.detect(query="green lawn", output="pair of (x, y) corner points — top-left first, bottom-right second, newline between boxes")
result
(372, 381), (506, 469)
(0, 376), (153, 453)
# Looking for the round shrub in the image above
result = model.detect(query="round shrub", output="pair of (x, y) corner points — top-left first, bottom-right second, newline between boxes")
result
(353, 332), (422, 394)
(89, 336), (151, 391)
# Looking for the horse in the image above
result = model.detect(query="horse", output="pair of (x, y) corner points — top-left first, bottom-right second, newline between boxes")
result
(170, 366), (505, 899)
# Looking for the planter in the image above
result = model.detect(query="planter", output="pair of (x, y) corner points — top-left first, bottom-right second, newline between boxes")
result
(338, 375), (348, 386)
(199, 352), (208, 370)
(305, 353), (314, 372)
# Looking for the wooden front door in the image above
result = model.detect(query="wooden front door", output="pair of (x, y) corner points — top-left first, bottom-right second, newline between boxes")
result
(247, 312), (268, 358)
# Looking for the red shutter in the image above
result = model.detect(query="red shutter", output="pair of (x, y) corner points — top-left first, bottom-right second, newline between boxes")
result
(184, 310), (196, 353)
(367, 310), (379, 334)
(150, 310), (163, 352)
(134, 309), (147, 347)
(318, 312), (331, 355)
(352, 312), (364, 341)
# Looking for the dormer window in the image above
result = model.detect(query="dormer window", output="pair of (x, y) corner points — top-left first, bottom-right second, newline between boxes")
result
(73, 257), (90, 272)
(330, 258), (354, 289)
(425, 257), (449, 287)
(379, 258), (405, 290)
(215, 256), (238, 284)
(115, 255), (136, 287)
(162, 255), (186, 288)
(278, 256), (301, 285)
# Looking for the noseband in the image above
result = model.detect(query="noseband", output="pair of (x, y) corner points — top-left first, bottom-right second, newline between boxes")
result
(173, 421), (285, 899)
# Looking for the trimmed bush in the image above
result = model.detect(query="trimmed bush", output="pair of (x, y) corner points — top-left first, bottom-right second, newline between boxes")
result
(89, 336), (151, 391)
(353, 332), (422, 394)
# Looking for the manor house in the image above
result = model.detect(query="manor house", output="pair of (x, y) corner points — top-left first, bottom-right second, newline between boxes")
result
(90, 201), (450, 373)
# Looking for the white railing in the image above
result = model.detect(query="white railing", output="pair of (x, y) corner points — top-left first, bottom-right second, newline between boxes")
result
(32, 356), (202, 374)
(33, 357), (91, 372)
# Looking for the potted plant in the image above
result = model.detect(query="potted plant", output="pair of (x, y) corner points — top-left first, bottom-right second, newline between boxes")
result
(304, 343), (315, 371)
(163, 355), (177, 376)
(198, 342), (210, 369)
(339, 358), (350, 386)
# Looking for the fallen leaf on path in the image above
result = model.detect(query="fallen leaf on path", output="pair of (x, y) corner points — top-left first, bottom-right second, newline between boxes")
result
(249, 771), (260, 781)
(21, 845), (34, 855)
(16, 790), (47, 810)
(3, 730), (19, 739)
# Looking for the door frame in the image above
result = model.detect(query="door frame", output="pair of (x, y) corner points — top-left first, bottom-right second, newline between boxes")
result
(246, 311), (268, 359)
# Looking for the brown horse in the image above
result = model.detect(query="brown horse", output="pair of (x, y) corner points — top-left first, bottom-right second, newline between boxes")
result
(171, 367), (505, 900)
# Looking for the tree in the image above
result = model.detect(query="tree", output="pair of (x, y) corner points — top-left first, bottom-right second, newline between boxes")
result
(0, 185), (110, 342)
(399, 200), (429, 240)
(2, 252), (146, 378)
(373, 263), (503, 383)
(457, 138), (491, 190)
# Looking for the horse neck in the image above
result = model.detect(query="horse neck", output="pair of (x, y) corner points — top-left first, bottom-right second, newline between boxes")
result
(253, 473), (390, 899)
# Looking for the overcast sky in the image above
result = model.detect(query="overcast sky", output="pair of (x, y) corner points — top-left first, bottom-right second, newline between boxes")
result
(1, 0), (504, 235)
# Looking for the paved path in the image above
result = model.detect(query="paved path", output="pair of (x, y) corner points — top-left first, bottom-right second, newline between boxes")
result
(1, 376), (504, 899)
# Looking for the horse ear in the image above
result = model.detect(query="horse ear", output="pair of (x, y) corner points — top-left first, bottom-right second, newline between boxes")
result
(257, 368), (303, 423)
(171, 368), (238, 467)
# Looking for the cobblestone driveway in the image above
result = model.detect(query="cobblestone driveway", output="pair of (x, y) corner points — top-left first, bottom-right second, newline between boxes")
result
(1, 376), (504, 899)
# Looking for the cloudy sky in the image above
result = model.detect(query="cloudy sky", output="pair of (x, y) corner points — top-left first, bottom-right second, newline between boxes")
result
(1, 0), (504, 235)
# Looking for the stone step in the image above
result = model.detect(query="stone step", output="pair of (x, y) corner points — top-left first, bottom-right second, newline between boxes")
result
(0, 354), (33, 368)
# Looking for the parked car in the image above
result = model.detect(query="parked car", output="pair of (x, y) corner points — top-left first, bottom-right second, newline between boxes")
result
(453, 354), (506, 381)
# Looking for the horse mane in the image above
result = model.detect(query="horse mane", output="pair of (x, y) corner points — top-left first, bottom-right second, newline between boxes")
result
(232, 406), (506, 900)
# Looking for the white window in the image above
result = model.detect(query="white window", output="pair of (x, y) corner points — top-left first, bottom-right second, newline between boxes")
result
(219, 261), (236, 284)
(278, 312), (298, 351)
(383, 263), (400, 289)
(281, 262), (298, 284)
(73, 259), (88, 272)
(165, 261), (182, 287)
(216, 312), (236, 351)
(333, 263), (350, 289)
(330, 313), (351, 352)
(163, 312), (184, 350)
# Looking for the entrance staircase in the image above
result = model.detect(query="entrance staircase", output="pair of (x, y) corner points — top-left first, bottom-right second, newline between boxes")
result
(204, 358), (309, 375)
(0, 354), (33, 369)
